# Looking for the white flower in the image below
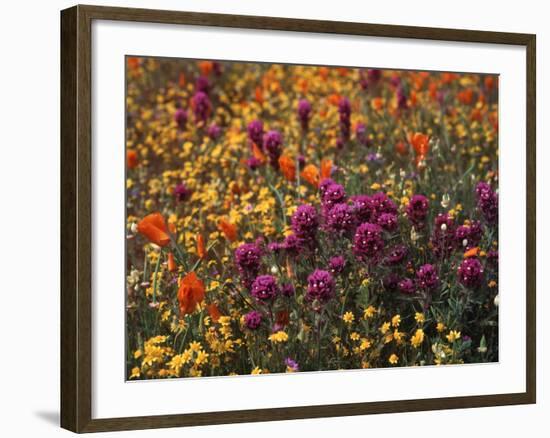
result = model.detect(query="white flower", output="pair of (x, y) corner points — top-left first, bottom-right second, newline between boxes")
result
(462, 239), (468, 247)
(270, 265), (279, 274)
(494, 295), (500, 307)
(441, 193), (450, 209)
(441, 223), (447, 231)
(130, 222), (138, 233)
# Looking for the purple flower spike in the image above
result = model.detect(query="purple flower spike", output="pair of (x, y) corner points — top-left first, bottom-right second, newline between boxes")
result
(416, 264), (439, 291)
(173, 182), (192, 202)
(291, 204), (319, 241)
(244, 310), (263, 330)
(263, 130), (283, 168)
(406, 194), (430, 228)
(458, 258), (484, 288)
(251, 275), (280, 301)
(306, 269), (335, 303)
(353, 223), (384, 260)
(247, 119), (264, 147)
(191, 91), (211, 123)
(297, 99), (312, 132)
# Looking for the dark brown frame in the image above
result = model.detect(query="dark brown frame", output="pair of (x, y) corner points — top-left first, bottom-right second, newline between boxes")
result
(61, 4), (536, 433)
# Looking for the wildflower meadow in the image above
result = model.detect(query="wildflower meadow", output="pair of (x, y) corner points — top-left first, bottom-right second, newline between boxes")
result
(125, 57), (499, 380)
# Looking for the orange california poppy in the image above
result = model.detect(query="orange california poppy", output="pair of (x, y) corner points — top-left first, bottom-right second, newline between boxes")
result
(278, 155), (296, 181)
(301, 164), (320, 187)
(127, 150), (138, 169)
(318, 66), (329, 81)
(137, 212), (170, 247)
(178, 72), (186, 88)
(167, 252), (177, 272)
(198, 61), (213, 76)
(484, 76), (496, 91)
(410, 132), (430, 156)
(464, 247), (480, 258)
(457, 89), (474, 105)
(328, 93), (341, 106)
(320, 158), (333, 180)
(395, 141), (408, 156)
(127, 57), (140, 70)
(371, 97), (384, 111)
(207, 303), (222, 323)
(197, 234), (206, 259)
(178, 271), (205, 316)
(255, 86), (264, 104)
(218, 219), (237, 242)
(251, 143), (267, 164)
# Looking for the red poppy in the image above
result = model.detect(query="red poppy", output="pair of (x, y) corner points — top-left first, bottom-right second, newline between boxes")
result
(167, 252), (177, 272)
(197, 234), (206, 259)
(219, 219), (237, 242)
(207, 303), (222, 322)
(278, 155), (296, 181)
(301, 164), (320, 187)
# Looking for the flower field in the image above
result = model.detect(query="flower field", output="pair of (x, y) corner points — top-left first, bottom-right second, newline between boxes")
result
(125, 57), (499, 380)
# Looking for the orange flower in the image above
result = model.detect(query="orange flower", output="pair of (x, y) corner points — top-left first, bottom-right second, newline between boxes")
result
(484, 76), (496, 91)
(127, 150), (138, 169)
(219, 219), (237, 242)
(127, 57), (140, 70)
(395, 141), (408, 156)
(137, 212), (170, 247)
(457, 89), (474, 105)
(464, 247), (480, 258)
(328, 93), (341, 106)
(318, 66), (329, 81)
(255, 86), (264, 104)
(178, 72), (186, 88)
(276, 310), (289, 327)
(320, 159), (332, 180)
(301, 164), (320, 187)
(278, 155), (296, 181)
(197, 234), (206, 259)
(167, 252), (177, 272)
(251, 143), (266, 164)
(198, 61), (213, 76)
(178, 272), (205, 316)
(371, 97), (384, 111)
(207, 303), (222, 322)
(410, 132), (430, 156)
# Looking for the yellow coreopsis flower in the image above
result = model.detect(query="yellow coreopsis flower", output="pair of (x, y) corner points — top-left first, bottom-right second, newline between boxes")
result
(268, 331), (289, 343)
(411, 329), (425, 348)
(342, 312), (355, 325)
(363, 305), (377, 319)
(446, 330), (461, 343)
(415, 312), (425, 324)
(389, 354), (399, 365)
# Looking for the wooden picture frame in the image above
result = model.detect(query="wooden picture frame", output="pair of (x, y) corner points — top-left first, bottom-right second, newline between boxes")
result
(61, 4), (536, 433)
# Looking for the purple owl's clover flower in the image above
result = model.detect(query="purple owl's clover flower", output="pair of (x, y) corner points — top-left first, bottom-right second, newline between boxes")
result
(297, 99), (312, 132)
(306, 269), (335, 303)
(250, 275), (280, 301)
(458, 258), (484, 288)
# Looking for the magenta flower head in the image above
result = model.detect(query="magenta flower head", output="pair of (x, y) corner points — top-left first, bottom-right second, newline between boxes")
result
(246, 156), (262, 171)
(263, 130), (283, 168)
(247, 119), (264, 147)
(251, 275), (280, 301)
(325, 203), (355, 233)
(235, 243), (262, 276)
(244, 310), (263, 330)
(377, 212), (398, 232)
(191, 91), (211, 123)
(455, 221), (483, 249)
(338, 97), (352, 141)
(207, 123), (222, 140)
(319, 178), (336, 198)
(431, 213), (456, 257)
(195, 75), (210, 94)
(398, 278), (415, 294)
(281, 284), (295, 298)
(406, 194), (430, 227)
(291, 204), (319, 241)
(306, 269), (335, 303)
(475, 182), (498, 225)
(174, 182), (192, 202)
(458, 258), (484, 288)
(353, 223), (384, 260)
(385, 244), (408, 265)
(328, 255), (346, 275)
(174, 108), (188, 130)
(283, 233), (304, 257)
(297, 99), (312, 131)
(416, 264), (439, 290)
(351, 195), (376, 223)
(321, 183), (346, 212)
(370, 192), (398, 217)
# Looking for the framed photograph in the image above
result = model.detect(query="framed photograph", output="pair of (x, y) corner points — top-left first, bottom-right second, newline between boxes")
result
(60, 4), (536, 433)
